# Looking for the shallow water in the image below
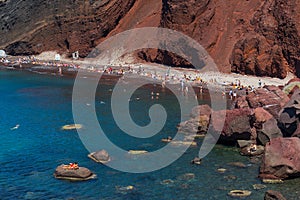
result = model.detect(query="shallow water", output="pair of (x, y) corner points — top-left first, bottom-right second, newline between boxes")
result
(0, 69), (299, 200)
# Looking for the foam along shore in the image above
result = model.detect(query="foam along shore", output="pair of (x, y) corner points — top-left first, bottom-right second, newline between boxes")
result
(1, 51), (296, 90)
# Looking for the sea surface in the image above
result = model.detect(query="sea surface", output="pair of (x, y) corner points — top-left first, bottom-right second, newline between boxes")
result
(0, 69), (299, 200)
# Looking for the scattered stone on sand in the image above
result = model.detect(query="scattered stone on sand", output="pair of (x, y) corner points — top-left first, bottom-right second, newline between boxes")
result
(253, 184), (267, 190)
(228, 190), (252, 198)
(54, 164), (95, 181)
(88, 150), (111, 164)
(264, 190), (287, 200)
(260, 137), (300, 180)
(61, 124), (83, 130)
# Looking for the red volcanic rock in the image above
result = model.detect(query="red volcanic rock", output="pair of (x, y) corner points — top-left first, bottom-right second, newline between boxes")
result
(234, 96), (250, 109)
(0, 0), (300, 78)
(246, 87), (289, 119)
(253, 108), (273, 124)
(257, 118), (283, 146)
(211, 108), (254, 144)
(260, 137), (300, 180)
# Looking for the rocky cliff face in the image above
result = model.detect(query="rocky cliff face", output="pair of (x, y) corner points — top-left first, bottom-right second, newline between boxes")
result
(0, 0), (299, 78)
(0, 0), (136, 56)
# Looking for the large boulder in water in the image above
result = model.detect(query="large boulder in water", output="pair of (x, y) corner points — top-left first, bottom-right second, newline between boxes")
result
(54, 165), (95, 181)
(278, 89), (300, 137)
(259, 137), (300, 180)
(211, 108), (254, 145)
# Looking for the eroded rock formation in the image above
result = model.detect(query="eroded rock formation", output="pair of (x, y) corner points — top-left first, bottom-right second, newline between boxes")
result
(0, 0), (300, 78)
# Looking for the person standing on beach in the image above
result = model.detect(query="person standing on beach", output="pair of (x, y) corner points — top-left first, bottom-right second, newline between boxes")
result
(180, 78), (185, 92)
(233, 90), (237, 99)
(229, 89), (233, 99)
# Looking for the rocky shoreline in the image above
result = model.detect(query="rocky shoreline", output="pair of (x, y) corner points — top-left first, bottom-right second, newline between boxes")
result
(178, 78), (300, 189)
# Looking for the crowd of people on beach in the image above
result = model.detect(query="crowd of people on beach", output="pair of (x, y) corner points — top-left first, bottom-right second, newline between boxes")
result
(0, 55), (265, 99)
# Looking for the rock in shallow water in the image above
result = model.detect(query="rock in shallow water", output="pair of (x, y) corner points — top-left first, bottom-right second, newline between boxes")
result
(54, 164), (95, 181)
(88, 150), (110, 163)
(260, 137), (300, 180)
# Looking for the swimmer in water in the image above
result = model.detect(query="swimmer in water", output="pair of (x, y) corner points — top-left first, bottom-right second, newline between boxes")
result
(11, 124), (20, 130)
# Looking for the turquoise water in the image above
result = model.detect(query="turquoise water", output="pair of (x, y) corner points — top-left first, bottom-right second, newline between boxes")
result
(0, 69), (299, 200)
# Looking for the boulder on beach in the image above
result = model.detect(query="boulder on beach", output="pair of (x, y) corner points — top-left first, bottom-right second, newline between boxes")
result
(259, 137), (300, 180)
(264, 190), (287, 200)
(88, 150), (111, 164)
(54, 164), (95, 181)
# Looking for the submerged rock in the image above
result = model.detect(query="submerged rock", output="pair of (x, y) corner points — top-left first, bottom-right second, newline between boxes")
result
(177, 173), (195, 181)
(228, 190), (251, 198)
(61, 124), (83, 130)
(228, 162), (247, 168)
(260, 137), (300, 180)
(54, 164), (95, 181)
(264, 190), (287, 200)
(253, 184), (266, 190)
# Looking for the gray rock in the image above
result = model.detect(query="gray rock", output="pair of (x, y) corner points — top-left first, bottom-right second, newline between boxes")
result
(89, 150), (110, 163)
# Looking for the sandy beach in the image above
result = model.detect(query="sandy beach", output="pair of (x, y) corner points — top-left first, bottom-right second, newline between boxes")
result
(1, 51), (295, 89)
